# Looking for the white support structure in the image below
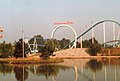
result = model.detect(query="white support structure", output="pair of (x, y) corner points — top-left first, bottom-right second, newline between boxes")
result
(33, 37), (38, 53)
(113, 22), (116, 41)
(51, 24), (77, 49)
(103, 22), (106, 47)
(117, 29), (120, 47)
(80, 36), (83, 48)
(117, 29), (120, 40)
(113, 22), (116, 47)
(24, 37), (39, 54)
(91, 21), (94, 44)
(24, 38), (32, 53)
(92, 28), (94, 44)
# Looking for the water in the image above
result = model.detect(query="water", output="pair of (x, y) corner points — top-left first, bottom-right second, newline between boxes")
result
(0, 59), (120, 81)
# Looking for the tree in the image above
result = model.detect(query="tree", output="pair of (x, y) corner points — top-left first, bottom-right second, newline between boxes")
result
(59, 38), (70, 49)
(0, 41), (14, 58)
(40, 39), (58, 59)
(88, 43), (102, 56)
(14, 39), (29, 58)
(82, 40), (91, 48)
(82, 37), (98, 48)
(82, 38), (102, 56)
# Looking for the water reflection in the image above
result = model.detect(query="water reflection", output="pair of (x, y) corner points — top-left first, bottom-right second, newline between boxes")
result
(0, 64), (13, 75)
(12, 64), (71, 81)
(30, 65), (70, 79)
(0, 59), (120, 81)
(86, 59), (102, 72)
(14, 66), (28, 81)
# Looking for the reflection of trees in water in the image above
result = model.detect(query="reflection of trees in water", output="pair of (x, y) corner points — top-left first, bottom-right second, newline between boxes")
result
(0, 64), (71, 80)
(0, 64), (13, 75)
(87, 59), (120, 69)
(30, 65), (71, 79)
(102, 59), (120, 65)
(86, 60), (102, 72)
(14, 66), (28, 81)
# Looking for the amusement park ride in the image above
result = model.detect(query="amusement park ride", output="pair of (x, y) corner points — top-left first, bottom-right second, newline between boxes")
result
(25, 20), (120, 55)
(52, 21), (77, 49)
(24, 36), (44, 54)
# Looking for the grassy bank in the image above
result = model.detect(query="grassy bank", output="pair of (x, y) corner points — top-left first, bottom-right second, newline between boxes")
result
(0, 58), (64, 64)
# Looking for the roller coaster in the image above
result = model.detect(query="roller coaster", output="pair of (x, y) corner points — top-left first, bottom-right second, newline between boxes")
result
(64, 20), (120, 48)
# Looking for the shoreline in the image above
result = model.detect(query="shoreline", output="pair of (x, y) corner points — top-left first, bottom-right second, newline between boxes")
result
(51, 56), (120, 59)
(0, 56), (120, 64)
(0, 58), (64, 64)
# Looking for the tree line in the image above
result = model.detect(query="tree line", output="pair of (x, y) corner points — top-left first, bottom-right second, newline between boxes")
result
(0, 35), (102, 58)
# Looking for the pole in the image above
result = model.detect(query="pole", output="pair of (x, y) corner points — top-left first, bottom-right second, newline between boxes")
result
(80, 30), (83, 48)
(22, 27), (24, 58)
(117, 29), (120, 40)
(103, 22), (106, 47)
(92, 28), (94, 44)
(113, 22), (115, 41)
(80, 36), (83, 48)
(113, 23), (116, 47)
(91, 21), (94, 44)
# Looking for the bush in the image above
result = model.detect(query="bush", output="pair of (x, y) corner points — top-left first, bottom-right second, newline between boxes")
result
(40, 39), (56, 60)
(88, 44), (102, 56)
(0, 41), (14, 58)
(14, 39), (29, 58)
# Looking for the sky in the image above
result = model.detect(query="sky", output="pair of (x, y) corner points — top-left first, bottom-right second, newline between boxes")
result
(0, 0), (120, 43)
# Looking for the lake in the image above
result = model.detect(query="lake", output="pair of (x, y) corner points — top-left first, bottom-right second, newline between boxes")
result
(0, 59), (120, 81)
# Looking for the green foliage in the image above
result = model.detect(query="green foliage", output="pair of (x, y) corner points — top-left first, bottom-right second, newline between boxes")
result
(82, 37), (98, 48)
(40, 39), (57, 59)
(76, 41), (81, 48)
(82, 37), (102, 56)
(88, 43), (102, 56)
(14, 39), (29, 58)
(59, 38), (70, 49)
(0, 41), (14, 58)
(40, 38), (71, 59)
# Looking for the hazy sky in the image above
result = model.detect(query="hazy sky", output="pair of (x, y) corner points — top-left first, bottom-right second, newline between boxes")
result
(0, 0), (120, 43)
